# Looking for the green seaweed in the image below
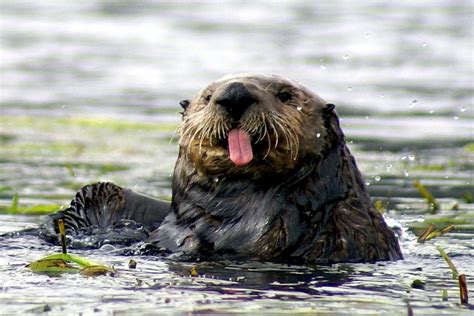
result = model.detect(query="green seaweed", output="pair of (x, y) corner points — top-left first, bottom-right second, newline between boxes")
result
(27, 253), (114, 276)
(11, 193), (19, 213)
(27, 218), (115, 276)
(1, 203), (62, 215)
(98, 164), (130, 173)
(0, 185), (14, 195)
(414, 180), (440, 212)
(464, 193), (473, 204)
(0, 193), (61, 214)
(464, 142), (474, 153)
(411, 279), (425, 289)
(411, 164), (446, 172)
(1, 115), (177, 133)
(437, 246), (459, 279)
(0, 133), (16, 143)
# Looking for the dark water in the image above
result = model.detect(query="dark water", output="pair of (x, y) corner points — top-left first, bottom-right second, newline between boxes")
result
(0, 1), (473, 314)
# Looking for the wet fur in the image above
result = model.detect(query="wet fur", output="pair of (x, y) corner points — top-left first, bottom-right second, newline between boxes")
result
(148, 74), (402, 263)
(41, 74), (402, 264)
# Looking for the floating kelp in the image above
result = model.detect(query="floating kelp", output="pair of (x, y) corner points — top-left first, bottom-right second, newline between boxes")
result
(128, 259), (137, 269)
(190, 265), (199, 277)
(374, 200), (386, 214)
(414, 180), (439, 212)
(26, 253), (115, 276)
(437, 246), (469, 305)
(26, 219), (115, 276)
(417, 224), (455, 243)
(0, 193), (62, 215)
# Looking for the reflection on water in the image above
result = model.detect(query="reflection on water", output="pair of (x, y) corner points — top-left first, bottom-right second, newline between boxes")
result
(0, 1), (473, 314)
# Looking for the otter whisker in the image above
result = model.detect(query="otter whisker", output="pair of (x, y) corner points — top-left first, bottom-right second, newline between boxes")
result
(186, 115), (208, 153)
(180, 108), (232, 153)
(219, 120), (230, 140)
(200, 123), (211, 148)
(266, 116), (279, 149)
(244, 112), (265, 143)
(263, 130), (272, 159)
(244, 115), (264, 142)
(272, 116), (290, 151)
(270, 112), (301, 160)
(180, 110), (206, 143)
(170, 125), (181, 145)
(257, 113), (268, 143)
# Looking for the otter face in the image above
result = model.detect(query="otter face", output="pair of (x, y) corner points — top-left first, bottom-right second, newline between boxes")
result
(179, 74), (333, 177)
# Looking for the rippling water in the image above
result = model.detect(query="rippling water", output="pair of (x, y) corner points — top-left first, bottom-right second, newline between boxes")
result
(1, 1), (473, 314)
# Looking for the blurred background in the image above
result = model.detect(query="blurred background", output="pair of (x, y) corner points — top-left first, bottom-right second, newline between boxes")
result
(0, 2), (473, 314)
(0, 0), (472, 207)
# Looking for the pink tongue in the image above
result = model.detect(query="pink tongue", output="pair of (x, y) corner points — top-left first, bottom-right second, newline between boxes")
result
(228, 129), (253, 166)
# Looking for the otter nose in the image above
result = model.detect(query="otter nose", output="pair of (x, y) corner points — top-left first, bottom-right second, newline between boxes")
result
(215, 82), (256, 120)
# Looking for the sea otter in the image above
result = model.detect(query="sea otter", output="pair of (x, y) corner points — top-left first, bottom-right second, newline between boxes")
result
(43, 74), (403, 264)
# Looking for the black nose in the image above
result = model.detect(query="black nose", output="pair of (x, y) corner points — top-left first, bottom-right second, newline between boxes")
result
(215, 82), (256, 120)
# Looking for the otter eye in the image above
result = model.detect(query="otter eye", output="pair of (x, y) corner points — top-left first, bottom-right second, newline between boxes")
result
(277, 92), (292, 103)
(204, 94), (212, 102)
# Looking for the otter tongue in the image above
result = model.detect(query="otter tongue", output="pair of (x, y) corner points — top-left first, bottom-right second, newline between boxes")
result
(228, 129), (253, 166)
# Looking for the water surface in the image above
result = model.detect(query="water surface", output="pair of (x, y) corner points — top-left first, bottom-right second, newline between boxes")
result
(0, 1), (473, 314)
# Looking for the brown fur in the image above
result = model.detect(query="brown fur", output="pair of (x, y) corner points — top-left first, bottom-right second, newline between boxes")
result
(148, 74), (403, 263)
(44, 74), (402, 264)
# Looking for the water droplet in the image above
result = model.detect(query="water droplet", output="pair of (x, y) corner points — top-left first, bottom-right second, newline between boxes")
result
(365, 182), (371, 186)
(365, 116), (369, 119)
(343, 54), (349, 60)
(316, 133), (321, 138)
(401, 155), (407, 160)
(214, 178), (219, 183)
(386, 164), (393, 171)
(404, 171), (410, 177)
(297, 106), (303, 111)
(321, 64), (327, 70)
(320, 58), (324, 62)
(445, 175), (449, 179)
(380, 94), (385, 99)
(409, 100), (418, 108)
(347, 86), (352, 91)
(374, 176), (381, 182)
(422, 42), (427, 47)
(429, 110), (435, 114)
(408, 155), (415, 161)
(61, 104), (66, 108)
(454, 116), (459, 120)
(460, 107), (466, 112)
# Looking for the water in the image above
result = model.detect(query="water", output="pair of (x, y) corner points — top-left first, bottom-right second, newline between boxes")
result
(1, 1), (473, 314)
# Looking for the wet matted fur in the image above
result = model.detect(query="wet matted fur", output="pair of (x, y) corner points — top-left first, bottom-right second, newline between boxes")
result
(44, 74), (403, 264)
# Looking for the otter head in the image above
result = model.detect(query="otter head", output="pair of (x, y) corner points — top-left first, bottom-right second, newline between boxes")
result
(178, 74), (338, 178)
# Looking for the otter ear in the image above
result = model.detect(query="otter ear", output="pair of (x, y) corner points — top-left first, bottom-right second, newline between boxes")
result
(179, 99), (190, 111)
(322, 103), (344, 143)
(323, 103), (335, 115)
(322, 103), (336, 120)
